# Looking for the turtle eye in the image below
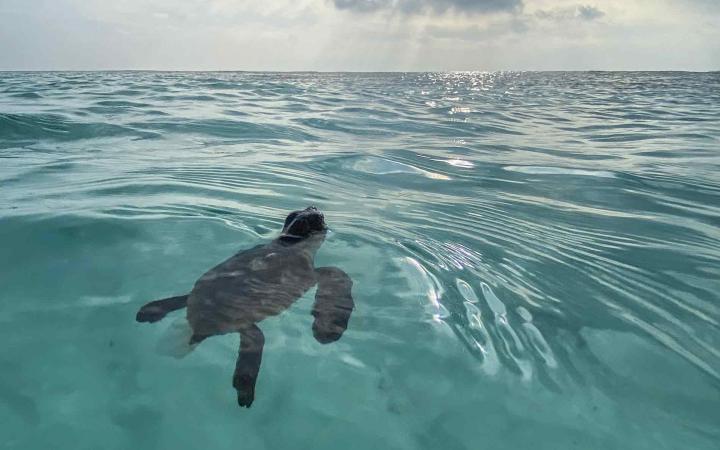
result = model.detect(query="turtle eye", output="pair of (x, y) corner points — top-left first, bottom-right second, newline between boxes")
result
(308, 214), (324, 230)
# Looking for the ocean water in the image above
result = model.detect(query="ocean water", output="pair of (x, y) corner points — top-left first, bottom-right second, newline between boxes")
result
(1, 71), (719, 449)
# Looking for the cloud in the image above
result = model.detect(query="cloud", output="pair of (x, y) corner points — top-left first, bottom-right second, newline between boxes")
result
(577, 5), (603, 20)
(332, 0), (522, 15)
(535, 4), (604, 22)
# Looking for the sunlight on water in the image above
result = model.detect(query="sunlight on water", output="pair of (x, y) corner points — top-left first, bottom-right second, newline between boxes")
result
(1, 71), (719, 450)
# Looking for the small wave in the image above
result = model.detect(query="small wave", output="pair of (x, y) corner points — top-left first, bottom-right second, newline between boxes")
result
(445, 158), (474, 168)
(504, 165), (616, 178)
(348, 156), (450, 180)
(8, 92), (43, 99)
(129, 118), (318, 142)
(0, 112), (156, 142)
(93, 100), (152, 108)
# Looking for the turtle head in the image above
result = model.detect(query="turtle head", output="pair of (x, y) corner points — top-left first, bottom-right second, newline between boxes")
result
(280, 206), (327, 241)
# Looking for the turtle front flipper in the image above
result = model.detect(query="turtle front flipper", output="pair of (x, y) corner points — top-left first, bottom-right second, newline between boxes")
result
(312, 267), (354, 344)
(136, 295), (188, 323)
(233, 324), (265, 408)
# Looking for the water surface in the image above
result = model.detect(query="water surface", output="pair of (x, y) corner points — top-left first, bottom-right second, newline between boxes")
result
(1, 71), (719, 449)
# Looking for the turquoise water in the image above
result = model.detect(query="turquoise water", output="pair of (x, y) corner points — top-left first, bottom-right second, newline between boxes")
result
(1, 71), (719, 449)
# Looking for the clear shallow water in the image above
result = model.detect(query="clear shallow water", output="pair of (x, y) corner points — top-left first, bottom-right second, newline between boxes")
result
(1, 71), (719, 449)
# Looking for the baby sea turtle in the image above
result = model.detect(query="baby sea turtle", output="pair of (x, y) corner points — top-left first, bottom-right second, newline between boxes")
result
(136, 206), (354, 407)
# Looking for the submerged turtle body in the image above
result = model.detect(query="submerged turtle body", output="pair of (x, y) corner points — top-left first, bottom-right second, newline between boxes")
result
(187, 239), (318, 338)
(136, 206), (354, 407)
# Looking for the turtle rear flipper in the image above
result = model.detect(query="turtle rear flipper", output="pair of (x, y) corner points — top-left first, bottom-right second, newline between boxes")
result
(136, 295), (189, 323)
(312, 267), (354, 344)
(233, 324), (265, 408)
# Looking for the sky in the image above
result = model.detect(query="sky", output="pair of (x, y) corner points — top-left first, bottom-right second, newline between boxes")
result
(0, 0), (718, 71)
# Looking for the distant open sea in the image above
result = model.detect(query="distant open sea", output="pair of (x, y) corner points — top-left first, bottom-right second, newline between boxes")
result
(1, 71), (719, 449)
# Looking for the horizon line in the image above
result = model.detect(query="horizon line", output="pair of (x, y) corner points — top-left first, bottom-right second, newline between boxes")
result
(1, 69), (718, 73)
